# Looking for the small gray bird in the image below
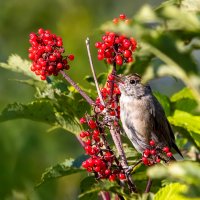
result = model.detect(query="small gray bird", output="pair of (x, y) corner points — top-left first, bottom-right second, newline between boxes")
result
(118, 74), (182, 160)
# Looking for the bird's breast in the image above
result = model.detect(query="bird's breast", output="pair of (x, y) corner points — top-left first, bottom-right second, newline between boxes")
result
(120, 95), (152, 141)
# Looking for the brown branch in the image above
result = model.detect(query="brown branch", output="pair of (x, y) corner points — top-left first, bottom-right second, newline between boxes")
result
(145, 177), (152, 193)
(60, 70), (94, 105)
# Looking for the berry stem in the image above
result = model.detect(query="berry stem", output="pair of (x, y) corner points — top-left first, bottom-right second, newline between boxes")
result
(145, 177), (152, 193)
(60, 70), (94, 105)
(86, 37), (105, 107)
(99, 191), (111, 200)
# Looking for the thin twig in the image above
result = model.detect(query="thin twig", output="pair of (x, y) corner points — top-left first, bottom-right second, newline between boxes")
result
(85, 37), (105, 107)
(100, 191), (111, 200)
(145, 177), (152, 193)
(60, 70), (94, 105)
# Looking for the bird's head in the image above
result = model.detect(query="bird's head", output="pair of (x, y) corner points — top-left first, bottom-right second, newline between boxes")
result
(115, 74), (149, 98)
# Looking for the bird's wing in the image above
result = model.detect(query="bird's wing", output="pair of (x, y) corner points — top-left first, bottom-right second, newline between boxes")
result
(150, 94), (183, 157)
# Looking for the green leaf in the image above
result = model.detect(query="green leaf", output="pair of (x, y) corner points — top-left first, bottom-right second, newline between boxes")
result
(0, 54), (40, 80)
(168, 110), (200, 147)
(148, 161), (200, 184)
(36, 158), (85, 187)
(84, 73), (107, 87)
(148, 161), (200, 199)
(0, 100), (57, 124)
(170, 87), (198, 112)
(153, 91), (171, 116)
(0, 99), (82, 135)
(154, 183), (188, 200)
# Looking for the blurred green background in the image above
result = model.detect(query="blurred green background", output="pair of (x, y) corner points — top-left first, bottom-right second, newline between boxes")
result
(0, 0), (163, 199)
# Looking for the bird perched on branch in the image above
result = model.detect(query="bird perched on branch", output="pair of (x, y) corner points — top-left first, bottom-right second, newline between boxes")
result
(117, 74), (183, 163)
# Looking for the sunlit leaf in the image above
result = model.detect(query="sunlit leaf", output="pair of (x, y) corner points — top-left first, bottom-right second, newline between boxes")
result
(0, 54), (40, 80)
(36, 158), (85, 187)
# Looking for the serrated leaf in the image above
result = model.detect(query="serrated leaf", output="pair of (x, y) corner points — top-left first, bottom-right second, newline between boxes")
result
(0, 100), (57, 124)
(0, 100), (82, 135)
(154, 183), (187, 200)
(168, 110), (200, 147)
(0, 54), (40, 80)
(36, 158), (85, 187)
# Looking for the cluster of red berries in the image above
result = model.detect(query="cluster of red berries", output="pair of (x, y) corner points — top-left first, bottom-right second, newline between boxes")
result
(80, 116), (126, 181)
(113, 13), (130, 24)
(28, 28), (74, 80)
(142, 140), (173, 166)
(95, 32), (137, 66)
(95, 74), (121, 120)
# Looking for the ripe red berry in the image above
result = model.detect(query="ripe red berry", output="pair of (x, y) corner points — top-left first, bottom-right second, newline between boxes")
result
(156, 158), (161, 163)
(163, 146), (170, 153)
(80, 131), (86, 138)
(88, 119), (97, 129)
(68, 54), (75, 61)
(144, 149), (150, 157)
(150, 149), (156, 155)
(80, 117), (86, 124)
(105, 169), (111, 175)
(109, 174), (116, 181)
(119, 13), (126, 20)
(142, 157), (149, 165)
(149, 140), (155, 146)
(167, 152), (173, 157)
(124, 50), (132, 58)
(113, 18), (119, 24)
(119, 173), (126, 180)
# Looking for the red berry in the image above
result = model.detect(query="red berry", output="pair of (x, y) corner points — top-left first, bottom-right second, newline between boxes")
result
(109, 174), (116, 181)
(119, 173), (126, 180)
(113, 18), (119, 24)
(167, 152), (173, 157)
(119, 13), (126, 20)
(82, 161), (88, 168)
(88, 119), (97, 129)
(116, 55), (123, 65)
(68, 54), (74, 61)
(85, 139), (91, 145)
(94, 166), (101, 172)
(108, 74), (114, 81)
(142, 157), (149, 165)
(124, 50), (132, 58)
(156, 158), (161, 163)
(97, 54), (104, 60)
(80, 131), (86, 138)
(163, 146), (170, 153)
(80, 117), (86, 124)
(144, 149), (150, 156)
(105, 169), (111, 175)
(57, 63), (63, 69)
(110, 110), (115, 116)
(149, 140), (155, 146)
(150, 149), (156, 155)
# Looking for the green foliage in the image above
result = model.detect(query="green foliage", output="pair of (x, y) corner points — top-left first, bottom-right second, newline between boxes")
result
(37, 157), (86, 187)
(0, 54), (40, 80)
(148, 161), (200, 199)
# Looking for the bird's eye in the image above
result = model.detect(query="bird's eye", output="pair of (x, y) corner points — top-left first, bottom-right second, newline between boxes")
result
(130, 79), (136, 84)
